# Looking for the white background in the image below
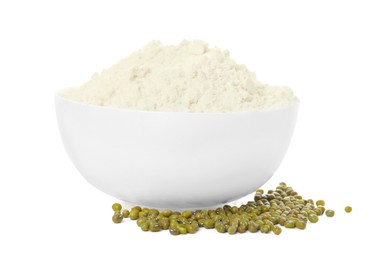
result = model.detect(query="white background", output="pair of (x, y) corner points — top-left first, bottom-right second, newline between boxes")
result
(0, 0), (379, 259)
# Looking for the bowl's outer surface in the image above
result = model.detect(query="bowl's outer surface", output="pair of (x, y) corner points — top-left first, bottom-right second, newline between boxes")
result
(55, 95), (298, 209)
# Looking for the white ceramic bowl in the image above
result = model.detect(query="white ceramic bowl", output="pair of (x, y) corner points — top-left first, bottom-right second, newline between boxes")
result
(55, 94), (299, 209)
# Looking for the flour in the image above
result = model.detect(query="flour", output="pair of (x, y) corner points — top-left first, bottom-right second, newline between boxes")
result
(60, 40), (298, 112)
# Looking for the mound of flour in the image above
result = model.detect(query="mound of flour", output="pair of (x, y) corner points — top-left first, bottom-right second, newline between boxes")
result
(61, 40), (297, 112)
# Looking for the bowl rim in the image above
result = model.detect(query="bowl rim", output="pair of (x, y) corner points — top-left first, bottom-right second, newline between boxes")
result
(55, 90), (299, 115)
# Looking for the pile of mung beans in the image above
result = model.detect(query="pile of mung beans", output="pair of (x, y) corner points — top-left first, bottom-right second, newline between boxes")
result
(111, 182), (352, 235)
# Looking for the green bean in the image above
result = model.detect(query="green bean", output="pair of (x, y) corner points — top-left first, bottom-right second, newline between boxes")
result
(181, 210), (193, 219)
(131, 206), (142, 212)
(296, 220), (306, 230)
(162, 209), (172, 217)
(112, 203), (122, 212)
(326, 210), (335, 217)
(227, 225), (237, 234)
(112, 212), (123, 223)
(248, 222), (259, 233)
(186, 224), (197, 234)
(141, 222), (150, 231)
(158, 218), (170, 230)
(204, 219), (215, 229)
(237, 224), (247, 233)
(122, 209), (130, 218)
(178, 224), (187, 234)
(284, 220), (295, 228)
(129, 209), (140, 220)
(316, 200), (325, 206)
(308, 214), (319, 223)
(273, 226), (282, 235)
(169, 226), (179, 235)
(215, 221), (226, 233)
(260, 225), (270, 233)
(149, 221), (161, 232)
